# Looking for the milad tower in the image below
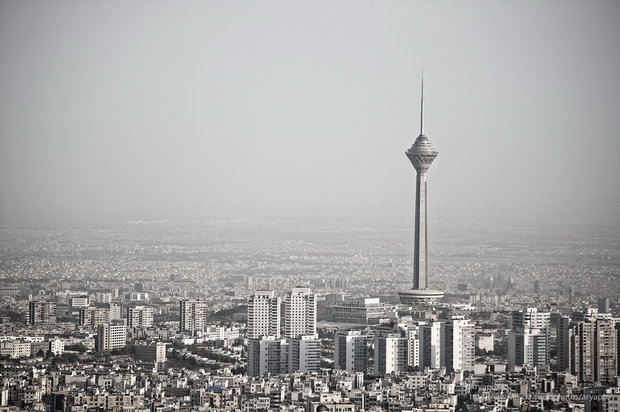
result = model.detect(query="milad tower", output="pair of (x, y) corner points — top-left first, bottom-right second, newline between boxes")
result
(398, 78), (444, 304)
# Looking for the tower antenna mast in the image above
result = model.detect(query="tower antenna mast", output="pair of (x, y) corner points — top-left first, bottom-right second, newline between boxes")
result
(420, 71), (424, 136)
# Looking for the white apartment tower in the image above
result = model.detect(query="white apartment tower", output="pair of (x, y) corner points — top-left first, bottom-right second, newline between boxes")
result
(109, 302), (122, 320)
(289, 335), (321, 373)
(96, 320), (127, 352)
(248, 336), (289, 377)
(374, 332), (408, 375)
(247, 291), (281, 339)
(127, 306), (154, 328)
(179, 299), (208, 335)
(79, 306), (110, 329)
(419, 322), (443, 369)
(442, 317), (475, 371)
(335, 331), (368, 373)
(508, 308), (550, 369)
(508, 329), (549, 369)
(512, 307), (551, 331)
(284, 288), (317, 339)
(407, 326), (421, 368)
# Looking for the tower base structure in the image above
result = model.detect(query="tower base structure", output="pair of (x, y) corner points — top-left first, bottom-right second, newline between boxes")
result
(398, 289), (444, 305)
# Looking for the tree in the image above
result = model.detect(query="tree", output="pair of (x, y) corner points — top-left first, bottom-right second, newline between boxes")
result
(110, 343), (134, 356)
(231, 365), (246, 375)
(54, 353), (80, 364)
(171, 340), (184, 350)
(65, 343), (88, 353)
(475, 348), (488, 356)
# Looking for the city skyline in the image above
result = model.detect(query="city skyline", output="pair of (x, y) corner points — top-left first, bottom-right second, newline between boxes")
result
(0, 2), (619, 411)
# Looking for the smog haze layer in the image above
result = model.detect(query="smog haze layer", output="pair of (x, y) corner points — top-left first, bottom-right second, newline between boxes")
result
(1, 1), (619, 227)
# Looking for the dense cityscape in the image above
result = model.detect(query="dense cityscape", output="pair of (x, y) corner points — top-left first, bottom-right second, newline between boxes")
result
(2, 83), (620, 412)
(1, 207), (619, 412)
(1, 73), (619, 412)
(2, 2), (619, 412)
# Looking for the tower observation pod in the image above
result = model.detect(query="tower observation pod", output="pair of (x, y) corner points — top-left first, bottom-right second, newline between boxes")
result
(398, 77), (444, 304)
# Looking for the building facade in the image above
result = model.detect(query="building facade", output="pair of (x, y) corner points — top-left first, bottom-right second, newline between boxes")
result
(508, 308), (550, 369)
(247, 291), (281, 339)
(247, 336), (288, 377)
(419, 322), (442, 370)
(571, 319), (617, 383)
(127, 306), (154, 328)
(179, 299), (207, 335)
(334, 331), (367, 373)
(134, 342), (167, 363)
(28, 300), (57, 325)
(374, 333), (408, 375)
(96, 320), (127, 352)
(79, 306), (110, 329)
(288, 335), (320, 373)
(328, 298), (392, 324)
(284, 288), (316, 339)
(442, 317), (475, 371)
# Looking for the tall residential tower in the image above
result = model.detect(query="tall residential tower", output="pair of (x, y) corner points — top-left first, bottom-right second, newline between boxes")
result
(399, 78), (444, 304)
(179, 299), (207, 335)
(284, 287), (317, 339)
(247, 290), (281, 339)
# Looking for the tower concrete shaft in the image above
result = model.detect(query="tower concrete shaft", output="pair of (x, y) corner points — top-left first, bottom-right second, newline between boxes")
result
(414, 171), (429, 289)
(408, 140), (437, 290)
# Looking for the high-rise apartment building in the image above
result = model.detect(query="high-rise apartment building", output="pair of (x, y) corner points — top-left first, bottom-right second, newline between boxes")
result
(596, 320), (617, 383)
(109, 302), (122, 320)
(247, 336), (288, 377)
(442, 317), (475, 371)
(246, 288), (319, 376)
(96, 320), (127, 352)
(79, 306), (110, 329)
(247, 291), (281, 339)
(407, 326), (420, 368)
(512, 308), (551, 331)
(508, 329), (549, 369)
(127, 306), (154, 328)
(571, 308), (609, 323)
(179, 299), (207, 335)
(334, 331), (368, 373)
(374, 332), (408, 375)
(413, 318), (476, 371)
(557, 316), (572, 371)
(288, 335), (320, 373)
(571, 320), (617, 383)
(572, 321), (596, 382)
(419, 322), (442, 369)
(284, 288), (316, 339)
(28, 299), (57, 325)
(508, 308), (550, 369)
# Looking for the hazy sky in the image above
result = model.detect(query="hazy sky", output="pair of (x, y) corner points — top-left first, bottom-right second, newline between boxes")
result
(1, 1), (619, 224)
